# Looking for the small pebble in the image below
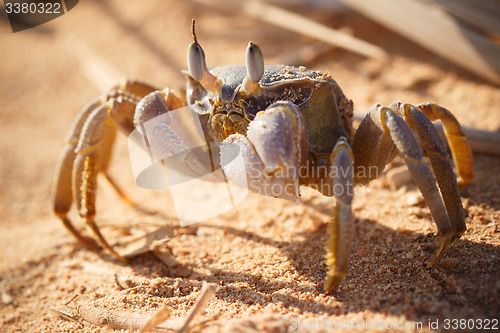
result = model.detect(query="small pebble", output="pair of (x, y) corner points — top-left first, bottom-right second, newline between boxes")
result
(405, 252), (414, 260)
(386, 165), (412, 190)
(442, 257), (459, 269)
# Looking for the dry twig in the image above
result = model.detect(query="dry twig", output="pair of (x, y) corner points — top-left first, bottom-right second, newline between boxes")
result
(177, 282), (215, 333)
(139, 305), (173, 333)
(51, 282), (216, 332)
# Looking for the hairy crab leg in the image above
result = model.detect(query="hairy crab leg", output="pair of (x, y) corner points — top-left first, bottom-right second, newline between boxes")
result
(351, 112), (398, 185)
(353, 102), (471, 266)
(73, 103), (131, 262)
(52, 98), (104, 251)
(52, 80), (156, 260)
(416, 102), (474, 187)
(368, 104), (456, 266)
(402, 105), (466, 248)
(325, 138), (354, 294)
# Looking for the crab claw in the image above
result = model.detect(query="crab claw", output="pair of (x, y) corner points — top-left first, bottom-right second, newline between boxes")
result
(221, 101), (308, 203)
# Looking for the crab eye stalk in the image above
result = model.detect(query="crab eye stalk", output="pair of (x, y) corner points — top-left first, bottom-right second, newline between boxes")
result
(242, 42), (264, 94)
(246, 42), (264, 82)
(186, 19), (222, 93)
(187, 42), (205, 81)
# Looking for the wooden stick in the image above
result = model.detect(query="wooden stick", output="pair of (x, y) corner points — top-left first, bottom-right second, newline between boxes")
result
(432, 0), (500, 35)
(191, 0), (387, 59)
(177, 282), (215, 333)
(51, 282), (216, 332)
(139, 305), (173, 333)
(339, 0), (500, 85)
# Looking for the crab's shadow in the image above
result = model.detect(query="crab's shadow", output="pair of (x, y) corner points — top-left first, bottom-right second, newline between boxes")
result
(128, 153), (500, 320)
(133, 213), (498, 321)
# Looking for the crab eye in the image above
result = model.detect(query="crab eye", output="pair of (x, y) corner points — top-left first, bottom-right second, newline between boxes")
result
(186, 19), (223, 93)
(187, 42), (206, 81)
(245, 42), (264, 83)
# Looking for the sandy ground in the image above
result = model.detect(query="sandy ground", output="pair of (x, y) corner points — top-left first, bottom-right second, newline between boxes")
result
(0, 0), (499, 332)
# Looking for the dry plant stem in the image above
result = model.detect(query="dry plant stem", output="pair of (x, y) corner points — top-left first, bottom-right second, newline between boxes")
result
(51, 302), (184, 332)
(139, 305), (173, 333)
(49, 305), (84, 325)
(51, 282), (215, 332)
(431, 0), (500, 40)
(76, 303), (163, 331)
(178, 282), (216, 333)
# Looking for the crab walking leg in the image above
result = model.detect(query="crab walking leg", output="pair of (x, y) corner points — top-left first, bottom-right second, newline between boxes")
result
(96, 117), (137, 206)
(379, 106), (455, 265)
(352, 111), (398, 185)
(98, 123), (153, 213)
(405, 106), (466, 247)
(325, 138), (354, 294)
(107, 82), (158, 134)
(52, 80), (156, 258)
(52, 98), (104, 250)
(132, 89), (187, 129)
(72, 103), (130, 262)
(416, 102), (474, 187)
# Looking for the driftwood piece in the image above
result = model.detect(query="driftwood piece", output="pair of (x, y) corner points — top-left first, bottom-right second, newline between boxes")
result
(191, 0), (387, 59)
(339, 0), (500, 85)
(51, 282), (216, 332)
(433, 123), (500, 156)
(432, 0), (500, 35)
(139, 305), (173, 333)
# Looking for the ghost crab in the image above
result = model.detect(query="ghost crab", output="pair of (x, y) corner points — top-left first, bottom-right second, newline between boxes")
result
(52, 21), (474, 294)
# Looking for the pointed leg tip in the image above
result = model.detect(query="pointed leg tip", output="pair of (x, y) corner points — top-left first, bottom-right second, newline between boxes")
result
(450, 229), (465, 246)
(100, 240), (130, 264)
(324, 272), (346, 295)
(77, 236), (102, 252)
(85, 219), (130, 264)
(57, 216), (102, 252)
(115, 253), (131, 265)
(426, 233), (453, 268)
(99, 242), (130, 264)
